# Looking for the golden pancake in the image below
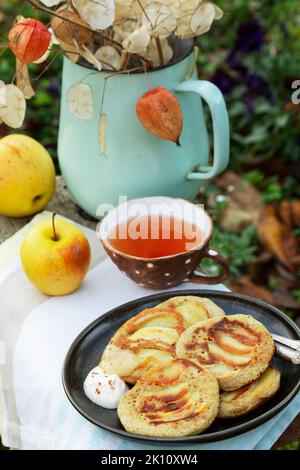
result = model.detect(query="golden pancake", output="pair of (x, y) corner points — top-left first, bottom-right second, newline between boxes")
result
(100, 307), (185, 383)
(118, 358), (219, 437)
(176, 314), (275, 391)
(218, 366), (280, 418)
(100, 297), (224, 384)
(158, 296), (225, 325)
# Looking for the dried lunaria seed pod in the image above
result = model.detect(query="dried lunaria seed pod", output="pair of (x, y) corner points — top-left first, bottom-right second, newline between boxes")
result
(113, 19), (137, 43)
(8, 18), (51, 64)
(40, 0), (64, 6)
(0, 84), (5, 127)
(191, 2), (222, 35)
(50, 9), (93, 49)
(81, 46), (102, 71)
(123, 25), (151, 53)
(176, 1), (223, 38)
(0, 81), (6, 107)
(98, 114), (107, 155)
(72, 0), (115, 30)
(0, 84), (26, 128)
(142, 3), (177, 39)
(115, 0), (134, 24)
(16, 60), (35, 99)
(145, 38), (173, 67)
(67, 83), (94, 120)
(136, 86), (183, 145)
(95, 46), (122, 71)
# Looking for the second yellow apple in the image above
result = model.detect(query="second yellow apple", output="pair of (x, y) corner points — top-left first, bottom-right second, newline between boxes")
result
(0, 134), (55, 217)
(21, 215), (91, 296)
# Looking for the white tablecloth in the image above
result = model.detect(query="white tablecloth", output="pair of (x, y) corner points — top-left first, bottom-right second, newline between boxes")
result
(0, 212), (299, 450)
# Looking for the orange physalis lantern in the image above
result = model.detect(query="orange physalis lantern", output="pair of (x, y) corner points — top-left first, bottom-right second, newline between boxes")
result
(8, 18), (51, 64)
(136, 86), (183, 146)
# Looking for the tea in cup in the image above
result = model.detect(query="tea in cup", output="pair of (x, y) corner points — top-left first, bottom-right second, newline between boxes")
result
(98, 197), (229, 289)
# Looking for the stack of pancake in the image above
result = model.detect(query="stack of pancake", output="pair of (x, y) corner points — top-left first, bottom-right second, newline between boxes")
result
(99, 296), (280, 437)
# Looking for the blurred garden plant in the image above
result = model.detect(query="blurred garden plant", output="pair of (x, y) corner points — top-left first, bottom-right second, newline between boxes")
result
(199, 0), (300, 169)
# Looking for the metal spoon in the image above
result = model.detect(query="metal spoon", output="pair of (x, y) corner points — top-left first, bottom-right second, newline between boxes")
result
(274, 343), (300, 365)
(272, 334), (300, 352)
(271, 334), (300, 364)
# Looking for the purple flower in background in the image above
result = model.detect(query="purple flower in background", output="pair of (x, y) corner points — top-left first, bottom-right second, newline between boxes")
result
(212, 69), (237, 95)
(227, 52), (248, 75)
(243, 94), (254, 115)
(245, 73), (273, 102)
(47, 79), (60, 98)
(209, 17), (274, 113)
(234, 19), (265, 53)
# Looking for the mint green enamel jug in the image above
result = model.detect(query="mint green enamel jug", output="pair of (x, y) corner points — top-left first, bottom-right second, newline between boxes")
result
(58, 49), (229, 218)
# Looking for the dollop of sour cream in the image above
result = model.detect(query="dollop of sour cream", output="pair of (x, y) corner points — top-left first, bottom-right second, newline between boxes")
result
(83, 366), (128, 409)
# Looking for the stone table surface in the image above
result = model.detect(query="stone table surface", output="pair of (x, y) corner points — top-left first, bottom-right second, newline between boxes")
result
(0, 176), (299, 450)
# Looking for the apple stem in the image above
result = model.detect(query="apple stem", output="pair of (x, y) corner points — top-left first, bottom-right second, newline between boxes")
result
(52, 212), (58, 241)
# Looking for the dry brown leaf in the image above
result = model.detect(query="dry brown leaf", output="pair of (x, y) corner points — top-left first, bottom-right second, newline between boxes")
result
(279, 199), (300, 227)
(291, 200), (300, 226)
(279, 200), (293, 228)
(258, 204), (298, 271)
(229, 276), (274, 304)
(16, 60), (35, 99)
(216, 171), (262, 209)
(278, 200), (300, 228)
(273, 287), (300, 310)
(215, 171), (262, 232)
(230, 276), (300, 309)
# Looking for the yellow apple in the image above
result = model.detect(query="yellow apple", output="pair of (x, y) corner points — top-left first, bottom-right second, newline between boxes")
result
(0, 134), (55, 217)
(21, 215), (91, 296)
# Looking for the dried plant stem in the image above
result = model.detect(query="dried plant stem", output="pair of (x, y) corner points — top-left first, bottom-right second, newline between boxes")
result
(78, 66), (145, 85)
(104, 66), (145, 79)
(120, 51), (129, 70)
(100, 78), (108, 116)
(0, 47), (8, 59)
(155, 37), (164, 67)
(27, 0), (151, 67)
(137, 0), (151, 21)
(33, 50), (60, 81)
(27, 0), (122, 47)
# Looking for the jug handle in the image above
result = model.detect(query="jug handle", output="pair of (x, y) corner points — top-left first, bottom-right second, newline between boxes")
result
(174, 80), (230, 180)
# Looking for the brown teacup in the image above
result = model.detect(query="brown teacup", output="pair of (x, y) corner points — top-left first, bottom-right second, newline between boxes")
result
(98, 197), (229, 289)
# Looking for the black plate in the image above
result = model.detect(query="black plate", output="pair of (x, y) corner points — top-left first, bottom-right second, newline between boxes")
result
(62, 290), (300, 443)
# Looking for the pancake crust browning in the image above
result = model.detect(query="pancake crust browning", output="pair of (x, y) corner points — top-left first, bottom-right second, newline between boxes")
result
(218, 366), (280, 418)
(176, 314), (275, 391)
(100, 296), (225, 384)
(100, 307), (185, 383)
(118, 358), (219, 437)
(158, 296), (225, 325)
